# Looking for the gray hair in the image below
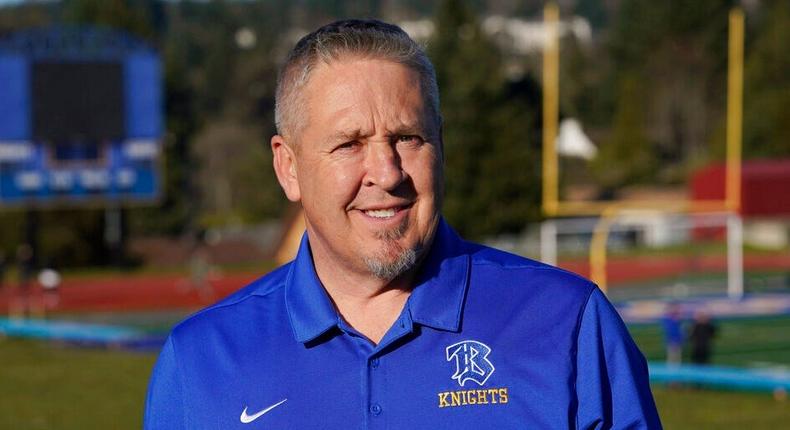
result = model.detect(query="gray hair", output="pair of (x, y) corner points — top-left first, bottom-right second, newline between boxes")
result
(274, 19), (441, 141)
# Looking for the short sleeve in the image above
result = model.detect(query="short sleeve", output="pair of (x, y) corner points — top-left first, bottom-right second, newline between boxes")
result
(575, 288), (662, 429)
(144, 335), (186, 430)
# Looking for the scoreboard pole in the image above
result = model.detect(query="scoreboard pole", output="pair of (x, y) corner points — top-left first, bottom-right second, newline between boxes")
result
(24, 208), (39, 267)
(104, 206), (124, 267)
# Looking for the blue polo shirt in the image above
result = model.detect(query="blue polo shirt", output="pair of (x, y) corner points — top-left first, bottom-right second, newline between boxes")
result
(145, 220), (661, 429)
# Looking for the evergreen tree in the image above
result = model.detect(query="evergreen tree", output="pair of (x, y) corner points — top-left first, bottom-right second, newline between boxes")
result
(601, 0), (733, 184)
(429, 0), (541, 238)
(743, 0), (790, 158)
(590, 75), (655, 192)
(62, 0), (157, 38)
(429, 0), (501, 238)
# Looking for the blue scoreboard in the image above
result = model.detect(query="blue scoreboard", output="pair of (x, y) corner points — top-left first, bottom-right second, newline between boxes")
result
(0, 27), (162, 207)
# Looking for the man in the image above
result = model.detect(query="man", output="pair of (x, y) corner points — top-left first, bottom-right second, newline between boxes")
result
(145, 20), (661, 429)
(661, 303), (684, 366)
(689, 310), (717, 365)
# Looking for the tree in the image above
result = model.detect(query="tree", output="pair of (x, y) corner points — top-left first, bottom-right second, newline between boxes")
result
(62, 0), (157, 39)
(430, 0), (500, 238)
(429, 0), (542, 238)
(590, 75), (656, 192)
(742, 0), (790, 158)
(601, 0), (733, 184)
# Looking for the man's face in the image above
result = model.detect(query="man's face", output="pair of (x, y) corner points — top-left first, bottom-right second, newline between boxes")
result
(273, 58), (443, 281)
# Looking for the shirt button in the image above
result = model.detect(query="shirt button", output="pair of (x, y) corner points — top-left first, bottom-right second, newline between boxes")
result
(370, 404), (382, 415)
(371, 358), (380, 368)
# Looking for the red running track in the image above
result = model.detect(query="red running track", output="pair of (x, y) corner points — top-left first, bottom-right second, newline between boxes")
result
(0, 272), (260, 313)
(0, 253), (787, 313)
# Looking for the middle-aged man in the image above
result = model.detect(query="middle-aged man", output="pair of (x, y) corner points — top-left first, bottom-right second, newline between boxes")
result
(145, 19), (662, 429)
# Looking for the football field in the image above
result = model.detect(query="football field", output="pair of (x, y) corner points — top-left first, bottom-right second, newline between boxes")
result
(1, 270), (788, 428)
(1, 315), (789, 430)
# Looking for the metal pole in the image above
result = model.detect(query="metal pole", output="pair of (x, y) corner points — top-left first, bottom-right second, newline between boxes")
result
(725, 8), (745, 300)
(540, 219), (557, 266)
(726, 8), (744, 212)
(104, 206), (122, 266)
(727, 213), (744, 299)
(589, 210), (616, 294)
(542, 3), (560, 217)
(24, 208), (39, 266)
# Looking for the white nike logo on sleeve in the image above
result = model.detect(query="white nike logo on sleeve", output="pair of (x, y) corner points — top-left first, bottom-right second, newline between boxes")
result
(240, 399), (288, 424)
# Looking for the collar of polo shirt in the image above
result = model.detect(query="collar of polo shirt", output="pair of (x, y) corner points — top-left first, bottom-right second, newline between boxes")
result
(283, 218), (470, 345)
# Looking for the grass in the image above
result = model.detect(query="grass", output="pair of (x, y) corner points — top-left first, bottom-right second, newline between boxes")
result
(0, 337), (156, 430)
(652, 386), (789, 429)
(1, 332), (789, 429)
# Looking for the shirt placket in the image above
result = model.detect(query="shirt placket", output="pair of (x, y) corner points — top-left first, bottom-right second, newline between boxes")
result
(366, 353), (384, 430)
(366, 312), (414, 430)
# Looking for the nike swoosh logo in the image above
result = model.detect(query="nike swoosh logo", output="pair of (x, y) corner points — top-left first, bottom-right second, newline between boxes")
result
(240, 399), (288, 424)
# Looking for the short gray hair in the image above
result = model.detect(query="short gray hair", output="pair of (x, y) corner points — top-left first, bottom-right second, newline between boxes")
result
(274, 19), (441, 141)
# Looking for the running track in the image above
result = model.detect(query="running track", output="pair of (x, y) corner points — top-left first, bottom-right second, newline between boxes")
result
(0, 253), (787, 313)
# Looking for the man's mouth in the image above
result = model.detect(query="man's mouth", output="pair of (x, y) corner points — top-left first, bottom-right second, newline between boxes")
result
(360, 203), (412, 219)
(365, 208), (398, 218)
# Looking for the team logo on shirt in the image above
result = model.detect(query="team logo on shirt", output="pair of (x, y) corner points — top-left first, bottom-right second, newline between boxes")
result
(439, 340), (508, 408)
(446, 340), (495, 386)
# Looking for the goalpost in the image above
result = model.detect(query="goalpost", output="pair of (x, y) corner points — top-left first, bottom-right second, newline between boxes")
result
(540, 4), (745, 299)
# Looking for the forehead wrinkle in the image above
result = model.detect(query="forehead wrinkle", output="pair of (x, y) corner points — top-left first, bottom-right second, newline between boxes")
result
(384, 117), (423, 136)
(345, 60), (424, 133)
(374, 87), (427, 137)
(306, 58), (433, 141)
(328, 128), (365, 143)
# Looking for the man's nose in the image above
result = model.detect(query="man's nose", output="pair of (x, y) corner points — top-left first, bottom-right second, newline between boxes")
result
(363, 142), (405, 191)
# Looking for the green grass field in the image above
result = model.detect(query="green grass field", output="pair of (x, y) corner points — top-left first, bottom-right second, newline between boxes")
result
(0, 338), (156, 430)
(2, 315), (790, 430)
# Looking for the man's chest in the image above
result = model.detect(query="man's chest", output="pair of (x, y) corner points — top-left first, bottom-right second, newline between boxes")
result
(181, 327), (578, 429)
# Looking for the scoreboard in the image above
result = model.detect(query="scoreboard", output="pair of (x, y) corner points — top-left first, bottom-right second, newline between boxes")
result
(0, 26), (162, 207)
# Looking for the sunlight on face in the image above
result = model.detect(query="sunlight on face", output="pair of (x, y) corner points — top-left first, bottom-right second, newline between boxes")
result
(292, 58), (443, 282)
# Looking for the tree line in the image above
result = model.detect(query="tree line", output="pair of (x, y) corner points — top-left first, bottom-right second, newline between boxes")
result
(0, 0), (786, 268)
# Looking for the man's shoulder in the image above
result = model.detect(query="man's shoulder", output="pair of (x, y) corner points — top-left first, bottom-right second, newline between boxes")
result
(169, 263), (292, 337)
(465, 240), (595, 291)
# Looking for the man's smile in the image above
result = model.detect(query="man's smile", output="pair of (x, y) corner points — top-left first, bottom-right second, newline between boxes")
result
(359, 202), (413, 218)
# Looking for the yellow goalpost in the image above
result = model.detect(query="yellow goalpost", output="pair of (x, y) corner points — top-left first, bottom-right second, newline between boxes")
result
(540, 4), (745, 297)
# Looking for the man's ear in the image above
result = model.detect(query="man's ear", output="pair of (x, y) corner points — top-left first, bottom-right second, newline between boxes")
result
(271, 135), (301, 202)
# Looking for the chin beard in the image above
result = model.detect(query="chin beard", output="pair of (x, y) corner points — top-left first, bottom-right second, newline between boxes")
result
(364, 247), (418, 281)
(363, 220), (419, 281)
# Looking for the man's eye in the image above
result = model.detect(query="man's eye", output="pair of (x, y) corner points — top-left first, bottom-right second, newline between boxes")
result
(396, 135), (423, 146)
(335, 141), (358, 151)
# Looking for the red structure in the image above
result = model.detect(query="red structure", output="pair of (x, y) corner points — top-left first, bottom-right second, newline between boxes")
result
(691, 159), (790, 217)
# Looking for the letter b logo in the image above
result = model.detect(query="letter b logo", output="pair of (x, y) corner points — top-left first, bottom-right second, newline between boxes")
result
(445, 340), (495, 387)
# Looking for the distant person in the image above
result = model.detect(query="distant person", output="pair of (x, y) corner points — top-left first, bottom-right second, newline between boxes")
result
(688, 310), (717, 365)
(661, 303), (684, 366)
(187, 238), (215, 303)
(38, 260), (62, 313)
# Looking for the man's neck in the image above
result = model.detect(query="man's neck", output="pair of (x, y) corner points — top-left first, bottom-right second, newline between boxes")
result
(310, 249), (419, 345)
